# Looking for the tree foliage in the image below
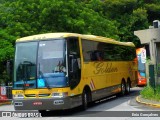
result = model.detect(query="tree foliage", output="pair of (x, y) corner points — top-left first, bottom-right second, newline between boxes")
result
(0, 29), (15, 84)
(0, 0), (160, 83)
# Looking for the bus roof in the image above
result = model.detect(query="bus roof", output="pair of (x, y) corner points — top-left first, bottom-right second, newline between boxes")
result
(16, 32), (135, 47)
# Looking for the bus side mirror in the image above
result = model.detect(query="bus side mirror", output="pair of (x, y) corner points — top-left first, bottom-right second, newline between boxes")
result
(69, 55), (78, 73)
(6, 60), (13, 77)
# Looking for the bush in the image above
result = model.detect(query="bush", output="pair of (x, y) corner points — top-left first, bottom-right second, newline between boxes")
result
(140, 85), (160, 101)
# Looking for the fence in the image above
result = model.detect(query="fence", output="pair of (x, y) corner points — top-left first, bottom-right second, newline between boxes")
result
(0, 86), (12, 103)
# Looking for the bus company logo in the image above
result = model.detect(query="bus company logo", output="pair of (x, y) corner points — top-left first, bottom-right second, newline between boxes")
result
(93, 62), (118, 75)
(90, 79), (96, 90)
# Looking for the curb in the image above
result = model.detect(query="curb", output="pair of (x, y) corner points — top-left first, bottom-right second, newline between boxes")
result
(136, 96), (160, 108)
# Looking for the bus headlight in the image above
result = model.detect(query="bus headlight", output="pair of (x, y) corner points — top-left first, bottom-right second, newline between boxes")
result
(51, 92), (68, 98)
(13, 94), (24, 99)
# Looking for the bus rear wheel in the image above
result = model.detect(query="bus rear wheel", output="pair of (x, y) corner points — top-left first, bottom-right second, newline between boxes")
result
(126, 80), (130, 94)
(82, 90), (88, 110)
(120, 80), (126, 96)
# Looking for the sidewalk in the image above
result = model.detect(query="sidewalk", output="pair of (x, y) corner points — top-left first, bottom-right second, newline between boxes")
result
(136, 95), (160, 108)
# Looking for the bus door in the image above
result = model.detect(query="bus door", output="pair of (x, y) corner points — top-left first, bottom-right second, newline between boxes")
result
(67, 38), (81, 89)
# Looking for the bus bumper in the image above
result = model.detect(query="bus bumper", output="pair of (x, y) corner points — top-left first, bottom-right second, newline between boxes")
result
(13, 96), (82, 110)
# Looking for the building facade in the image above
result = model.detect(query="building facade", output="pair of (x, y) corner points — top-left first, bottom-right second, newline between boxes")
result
(134, 20), (160, 86)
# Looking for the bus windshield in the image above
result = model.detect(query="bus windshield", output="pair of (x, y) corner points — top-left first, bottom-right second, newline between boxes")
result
(13, 39), (68, 89)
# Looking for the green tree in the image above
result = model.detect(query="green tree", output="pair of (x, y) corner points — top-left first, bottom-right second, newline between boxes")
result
(0, 29), (15, 85)
(0, 0), (119, 39)
(145, 3), (160, 22)
(0, 0), (119, 84)
(39, 0), (119, 39)
(102, 0), (149, 46)
(0, 0), (41, 38)
(1, 0), (160, 85)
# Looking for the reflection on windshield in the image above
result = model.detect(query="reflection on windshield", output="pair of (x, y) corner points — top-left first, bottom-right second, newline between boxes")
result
(38, 40), (66, 74)
(37, 40), (68, 88)
(14, 42), (37, 89)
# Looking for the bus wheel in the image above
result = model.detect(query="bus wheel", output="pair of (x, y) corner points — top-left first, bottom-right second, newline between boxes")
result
(82, 90), (88, 110)
(126, 80), (130, 94)
(121, 80), (126, 96)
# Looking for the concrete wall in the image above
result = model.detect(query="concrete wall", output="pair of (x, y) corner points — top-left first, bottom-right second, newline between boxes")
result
(134, 28), (160, 44)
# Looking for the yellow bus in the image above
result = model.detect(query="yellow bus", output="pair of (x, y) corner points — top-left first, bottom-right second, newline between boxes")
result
(12, 33), (138, 112)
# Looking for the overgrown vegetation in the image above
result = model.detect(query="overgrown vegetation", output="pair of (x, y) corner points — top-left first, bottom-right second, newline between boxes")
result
(140, 85), (160, 101)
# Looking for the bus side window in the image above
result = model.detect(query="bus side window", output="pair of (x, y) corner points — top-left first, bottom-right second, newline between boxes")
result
(96, 51), (104, 61)
(90, 51), (103, 61)
(90, 51), (97, 61)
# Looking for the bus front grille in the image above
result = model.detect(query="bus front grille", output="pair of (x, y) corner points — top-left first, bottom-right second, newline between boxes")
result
(25, 94), (50, 97)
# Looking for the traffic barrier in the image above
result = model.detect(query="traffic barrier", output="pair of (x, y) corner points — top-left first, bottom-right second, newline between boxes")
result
(0, 86), (12, 103)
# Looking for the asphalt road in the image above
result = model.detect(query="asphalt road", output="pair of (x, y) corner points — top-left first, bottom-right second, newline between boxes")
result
(0, 87), (160, 120)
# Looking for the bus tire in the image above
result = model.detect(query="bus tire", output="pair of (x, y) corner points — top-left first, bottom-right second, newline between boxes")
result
(126, 80), (130, 94)
(120, 80), (126, 96)
(82, 90), (88, 110)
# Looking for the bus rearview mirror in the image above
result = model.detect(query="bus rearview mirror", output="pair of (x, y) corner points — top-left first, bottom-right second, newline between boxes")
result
(6, 60), (13, 77)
